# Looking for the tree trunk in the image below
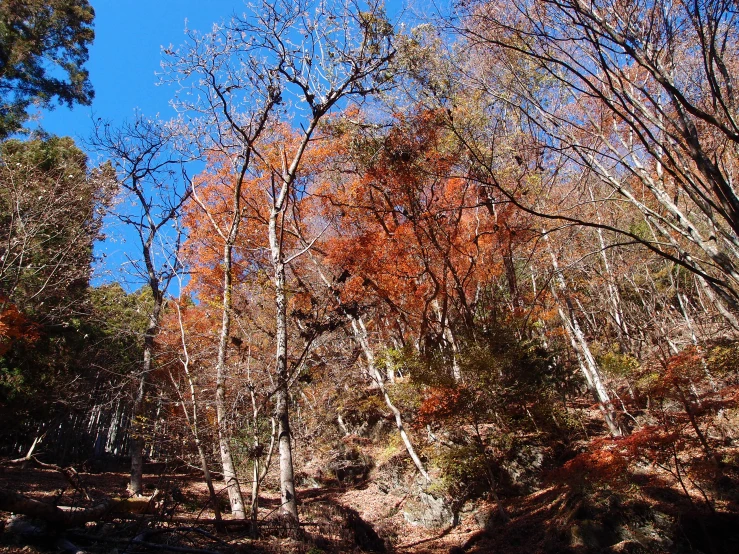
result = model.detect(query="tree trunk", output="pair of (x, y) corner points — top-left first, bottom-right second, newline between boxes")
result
(432, 298), (461, 382)
(589, 188), (629, 341)
(129, 375), (145, 495)
(273, 259), (298, 521)
(698, 276), (739, 330)
(196, 439), (223, 528)
(215, 242), (246, 519)
(351, 317), (431, 481)
(130, 300), (161, 495)
(556, 298), (623, 437)
(546, 234), (624, 437)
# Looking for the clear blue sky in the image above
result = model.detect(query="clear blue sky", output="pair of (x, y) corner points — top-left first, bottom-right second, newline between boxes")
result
(37, 0), (239, 142)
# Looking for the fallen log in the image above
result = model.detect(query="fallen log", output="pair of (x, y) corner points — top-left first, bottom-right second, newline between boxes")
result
(27, 457), (92, 501)
(129, 539), (221, 554)
(0, 488), (112, 526)
(0, 488), (161, 525)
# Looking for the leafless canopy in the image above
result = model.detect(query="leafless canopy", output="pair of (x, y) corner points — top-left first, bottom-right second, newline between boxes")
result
(453, 0), (739, 311)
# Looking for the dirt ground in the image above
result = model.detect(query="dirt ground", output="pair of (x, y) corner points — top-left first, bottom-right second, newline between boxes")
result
(7, 443), (739, 554)
(0, 462), (486, 553)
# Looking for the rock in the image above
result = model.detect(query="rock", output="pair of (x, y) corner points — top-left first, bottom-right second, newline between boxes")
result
(473, 508), (493, 530)
(327, 447), (372, 484)
(403, 490), (454, 528)
(501, 444), (545, 494)
(570, 519), (609, 548)
(375, 453), (411, 495)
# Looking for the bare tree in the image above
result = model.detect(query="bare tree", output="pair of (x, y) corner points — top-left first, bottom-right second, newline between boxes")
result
(451, 0), (739, 323)
(162, 0), (394, 521)
(160, 2), (283, 518)
(90, 115), (190, 495)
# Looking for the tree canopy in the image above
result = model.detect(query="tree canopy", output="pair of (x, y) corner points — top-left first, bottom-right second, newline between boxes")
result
(0, 0), (94, 138)
(1, 2), (739, 552)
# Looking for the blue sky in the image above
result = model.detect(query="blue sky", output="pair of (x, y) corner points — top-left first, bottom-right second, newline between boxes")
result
(34, 1), (250, 288)
(36, 0), (414, 142)
(33, 0), (413, 290)
(37, 1), (239, 142)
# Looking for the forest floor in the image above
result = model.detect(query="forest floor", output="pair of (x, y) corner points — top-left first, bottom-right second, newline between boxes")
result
(2, 451), (739, 554)
(0, 461), (484, 554)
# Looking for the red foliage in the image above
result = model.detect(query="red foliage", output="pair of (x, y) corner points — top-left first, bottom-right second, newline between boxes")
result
(656, 347), (705, 394)
(0, 297), (39, 356)
(416, 386), (464, 428)
(553, 427), (679, 486)
(317, 106), (531, 342)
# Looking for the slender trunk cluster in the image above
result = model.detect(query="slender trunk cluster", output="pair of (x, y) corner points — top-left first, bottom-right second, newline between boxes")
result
(351, 317), (431, 482)
(171, 302), (223, 527)
(310, 258), (431, 480)
(546, 234), (624, 437)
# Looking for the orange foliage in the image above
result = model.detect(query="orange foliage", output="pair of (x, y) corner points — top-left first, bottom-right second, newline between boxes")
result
(0, 297), (39, 356)
(554, 427), (679, 486)
(182, 122), (333, 306)
(416, 386), (464, 427)
(317, 107), (525, 336)
(181, 151), (269, 304)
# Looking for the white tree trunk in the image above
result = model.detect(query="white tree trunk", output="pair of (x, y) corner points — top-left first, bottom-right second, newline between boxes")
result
(270, 197), (299, 521)
(546, 234), (623, 437)
(214, 242), (246, 519)
(432, 298), (462, 382)
(351, 317), (431, 481)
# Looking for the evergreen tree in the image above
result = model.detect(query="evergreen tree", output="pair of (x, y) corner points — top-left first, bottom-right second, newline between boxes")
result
(0, 0), (94, 138)
(0, 136), (112, 457)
